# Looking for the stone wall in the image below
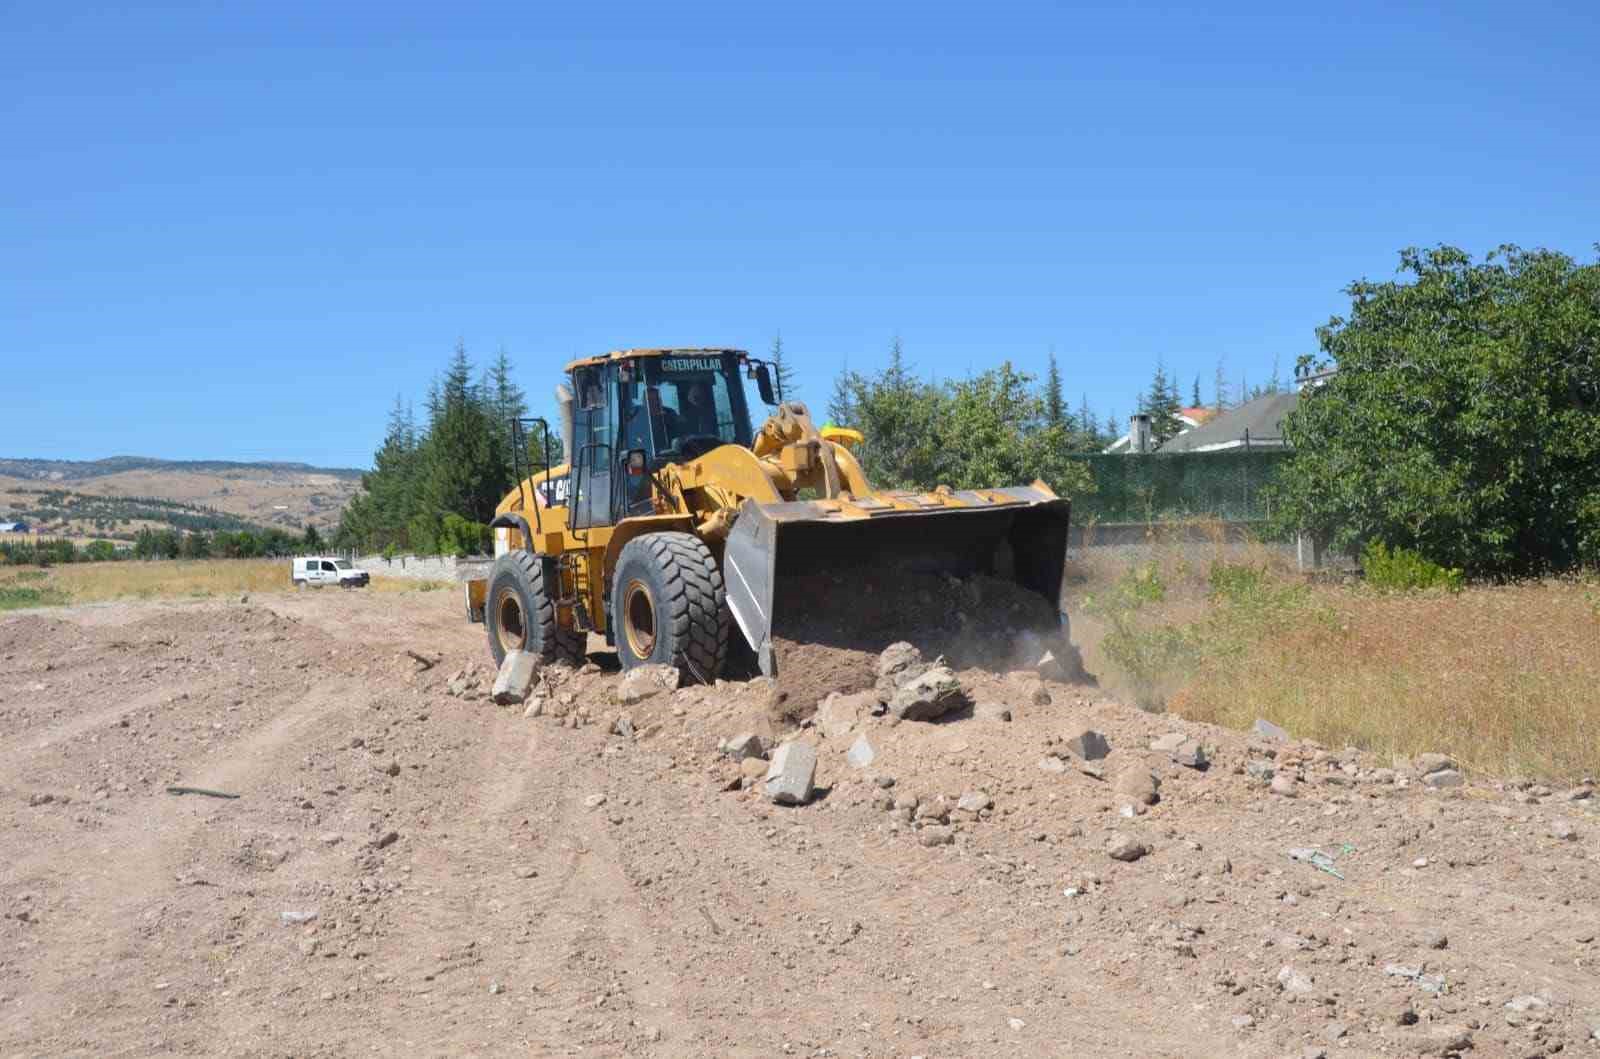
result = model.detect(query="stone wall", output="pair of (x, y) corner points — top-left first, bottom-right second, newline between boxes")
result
(353, 554), (463, 581)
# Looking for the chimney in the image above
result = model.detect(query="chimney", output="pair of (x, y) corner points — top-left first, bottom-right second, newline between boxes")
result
(1129, 413), (1153, 454)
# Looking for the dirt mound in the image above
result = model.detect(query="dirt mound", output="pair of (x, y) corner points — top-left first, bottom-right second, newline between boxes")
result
(765, 566), (1067, 722)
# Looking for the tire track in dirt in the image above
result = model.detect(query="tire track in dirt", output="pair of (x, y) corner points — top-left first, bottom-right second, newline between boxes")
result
(0, 677), (367, 1053)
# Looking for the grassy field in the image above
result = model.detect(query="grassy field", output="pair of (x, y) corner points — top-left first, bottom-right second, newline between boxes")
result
(1066, 534), (1600, 781)
(0, 560), (448, 610)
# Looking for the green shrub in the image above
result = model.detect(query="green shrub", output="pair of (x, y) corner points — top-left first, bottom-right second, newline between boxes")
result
(1362, 541), (1465, 593)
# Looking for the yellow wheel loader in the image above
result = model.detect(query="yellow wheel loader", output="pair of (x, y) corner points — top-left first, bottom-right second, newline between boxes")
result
(464, 347), (1072, 681)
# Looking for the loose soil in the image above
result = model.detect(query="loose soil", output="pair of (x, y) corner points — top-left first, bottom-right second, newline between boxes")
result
(2, 587), (1597, 1056)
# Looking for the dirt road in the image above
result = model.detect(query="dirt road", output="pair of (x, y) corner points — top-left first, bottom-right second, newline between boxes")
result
(2, 589), (1596, 1056)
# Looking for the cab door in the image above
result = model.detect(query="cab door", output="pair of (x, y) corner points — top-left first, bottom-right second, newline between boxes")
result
(569, 364), (616, 531)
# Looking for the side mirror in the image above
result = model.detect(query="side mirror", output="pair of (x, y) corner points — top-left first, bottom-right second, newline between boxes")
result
(753, 364), (777, 405)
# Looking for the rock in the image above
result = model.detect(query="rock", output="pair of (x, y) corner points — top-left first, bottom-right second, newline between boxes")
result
(382, 760), (401, 778)
(874, 775), (896, 788)
(1277, 965), (1314, 995)
(739, 756), (768, 780)
(610, 714), (634, 739)
(280, 909), (318, 925)
(26, 793), (53, 807)
(583, 794), (607, 808)
(846, 733), (877, 768)
(956, 790), (992, 814)
(1231, 1014), (1254, 1030)
(816, 691), (878, 739)
(1007, 1015), (1026, 1032)
(887, 665), (965, 722)
(875, 642), (927, 690)
(1150, 733), (1186, 753)
(1023, 678), (1052, 707)
(723, 732), (766, 761)
(764, 742), (818, 806)
(1038, 756), (1067, 774)
(1421, 768), (1464, 789)
(317, 832), (343, 846)
(1244, 759), (1275, 782)
(892, 793), (919, 811)
(1505, 994), (1548, 1013)
(491, 650), (537, 705)
(914, 801), (948, 824)
(1063, 728), (1110, 761)
(522, 698), (545, 719)
(1421, 930), (1448, 950)
(616, 664), (680, 705)
(1548, 818), (1578, 841)
(488, 981), (504, 995)
(1270, 774), (1298, 798)
(974, 702), (1012, 723)
(1252, 718), (1289, 742)
(1414, 752), (1455, 775)
(1106, 833), (1148, 861)
(918, 826), (955, 847)
(1113, 768), (1160, 806)
(1172, 739), (1208, 770)
(374, 831), (400, 849)
(1322, 1021), (1348, 1041)
(1411, 1024), (1472, 1056)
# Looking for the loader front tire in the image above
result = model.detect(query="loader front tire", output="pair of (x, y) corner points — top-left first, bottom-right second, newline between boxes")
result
(486, 551), (583, 669)
(612, 532), (729, 683)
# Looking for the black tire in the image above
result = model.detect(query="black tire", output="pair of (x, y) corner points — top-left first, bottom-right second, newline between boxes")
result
(611, 532), (729, 683)
(485, 551), (584, 668)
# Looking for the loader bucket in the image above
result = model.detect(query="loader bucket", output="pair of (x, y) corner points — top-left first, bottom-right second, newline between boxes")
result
(722, 486), (1071, 676)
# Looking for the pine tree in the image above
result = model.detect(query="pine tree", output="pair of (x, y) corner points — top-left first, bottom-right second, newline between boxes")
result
(1191, 374), (1201, 409)
(1076, 392), (1096, 446)
(1140, 359), (1186, 445)
(770, 333), (798, 402)
(1213, 356), (1229, 410)
(1044, 349), (1065, 429)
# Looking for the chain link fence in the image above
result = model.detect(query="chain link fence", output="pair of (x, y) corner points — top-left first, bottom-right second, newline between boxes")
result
(1066, 451), (1291, 524)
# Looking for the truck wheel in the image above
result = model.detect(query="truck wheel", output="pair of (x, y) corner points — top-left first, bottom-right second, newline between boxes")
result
(486, 551), (583, 668)
(611, 532), (728, 682)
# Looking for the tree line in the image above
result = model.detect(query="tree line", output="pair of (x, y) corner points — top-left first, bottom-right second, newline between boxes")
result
(333, 343), (552, 556)
(1, 525), (328, 566)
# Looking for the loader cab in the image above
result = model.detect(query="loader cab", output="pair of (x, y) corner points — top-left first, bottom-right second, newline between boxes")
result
(566, 349), (766, 529)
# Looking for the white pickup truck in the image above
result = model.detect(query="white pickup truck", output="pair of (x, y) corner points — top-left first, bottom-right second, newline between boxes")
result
(291, 556), (370, 588)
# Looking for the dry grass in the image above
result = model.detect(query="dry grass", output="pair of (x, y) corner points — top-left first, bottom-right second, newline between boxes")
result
(1066, 530), (1600, 781)
(0, 560), (449, 606)
(1172, 579), (1600, 781)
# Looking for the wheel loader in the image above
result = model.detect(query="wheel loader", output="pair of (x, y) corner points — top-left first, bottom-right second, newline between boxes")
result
(463, 347), (1072, 681)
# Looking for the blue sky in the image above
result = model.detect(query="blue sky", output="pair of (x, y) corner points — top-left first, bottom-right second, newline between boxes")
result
(3, 0), (1595, 468)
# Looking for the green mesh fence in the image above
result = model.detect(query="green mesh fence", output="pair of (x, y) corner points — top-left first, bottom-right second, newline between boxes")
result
(1066, 451), (1291, 523)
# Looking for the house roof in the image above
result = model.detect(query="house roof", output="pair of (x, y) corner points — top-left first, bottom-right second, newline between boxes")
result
(1102, 409), (1214, 453)
(1158, 390), (1299, 453)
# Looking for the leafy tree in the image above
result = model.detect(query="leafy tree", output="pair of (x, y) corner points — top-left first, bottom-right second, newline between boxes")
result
(1275, 244), (1600, 575)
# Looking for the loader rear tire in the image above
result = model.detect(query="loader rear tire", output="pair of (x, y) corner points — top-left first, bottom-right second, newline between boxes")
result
(486, 551), (584, 669)
(612, 532), (729, 683)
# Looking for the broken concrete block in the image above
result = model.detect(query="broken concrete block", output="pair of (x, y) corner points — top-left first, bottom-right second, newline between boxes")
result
(723, 732), (766, 761)
(846, 733), (877, 768)
(763, 742), (817, 806)
(1252, 718), (1289, 743)
(875, 641), (927, 691)
(888, 666), (965, 722)
(617, 664), (680, 705)
(1063, 728), (1110, 761)
(491, 650), (537, 705)
(1172, 738), (1208, 770)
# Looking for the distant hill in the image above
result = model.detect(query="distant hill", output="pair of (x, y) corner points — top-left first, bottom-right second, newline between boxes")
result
(0, 456), (366, 538)
(0, 456), (364, 481)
